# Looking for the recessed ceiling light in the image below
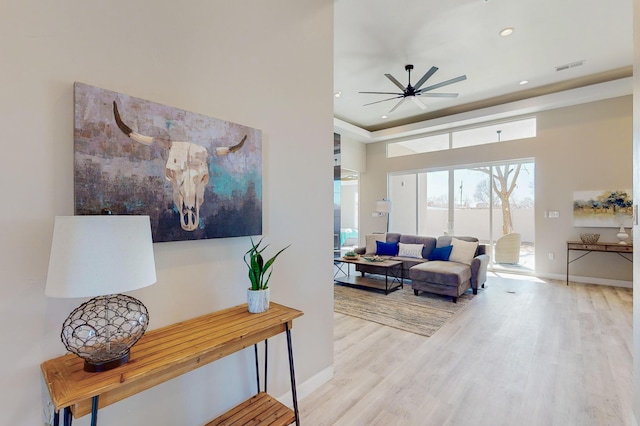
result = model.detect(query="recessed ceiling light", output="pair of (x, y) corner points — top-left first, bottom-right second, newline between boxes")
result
(334, 91), (342, 98)
(519, 80), (529, 85)
(500, 27), (514, 37)
(381, 115), (388, 119)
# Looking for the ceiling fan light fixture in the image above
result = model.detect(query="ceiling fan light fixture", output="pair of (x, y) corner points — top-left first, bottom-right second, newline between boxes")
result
(360, 64), (466, 113)
(499, 27), (514, 37)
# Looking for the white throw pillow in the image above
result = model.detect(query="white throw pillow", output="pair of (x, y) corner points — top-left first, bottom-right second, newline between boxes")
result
(449, 238), (479, 265)
(365, 233), (386, 254)
(397, 242), (424, 259)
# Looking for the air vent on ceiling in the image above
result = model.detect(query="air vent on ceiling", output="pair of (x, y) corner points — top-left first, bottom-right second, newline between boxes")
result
(555, 60), (585, 72)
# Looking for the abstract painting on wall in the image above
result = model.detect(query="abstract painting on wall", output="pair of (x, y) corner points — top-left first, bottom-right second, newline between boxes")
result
(572, 189), (632, 228)
(74, 82), (262, 242)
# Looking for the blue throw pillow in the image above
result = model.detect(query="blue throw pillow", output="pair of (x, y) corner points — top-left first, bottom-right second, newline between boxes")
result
(376, 241), (398, 256)
(428, 245), (453, 261)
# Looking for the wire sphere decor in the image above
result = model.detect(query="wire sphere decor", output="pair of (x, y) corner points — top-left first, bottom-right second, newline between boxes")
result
(579, 233), (600, 244)
(61, 294), (149, 372)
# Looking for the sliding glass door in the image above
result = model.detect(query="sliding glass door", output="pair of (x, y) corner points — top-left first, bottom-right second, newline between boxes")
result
(388, 160), (535, 272)
(418, 170), (449, 236)
(453, 168), (491, 241)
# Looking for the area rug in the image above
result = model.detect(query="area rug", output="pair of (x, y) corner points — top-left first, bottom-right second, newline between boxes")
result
(333, 284), (474, 337)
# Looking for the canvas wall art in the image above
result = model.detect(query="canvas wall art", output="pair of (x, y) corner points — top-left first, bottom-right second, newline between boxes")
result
(572, 189), (632, 228)
(74, 82), (262, 242)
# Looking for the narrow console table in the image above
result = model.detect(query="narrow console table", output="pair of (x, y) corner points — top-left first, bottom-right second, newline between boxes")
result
(41, 302), (303, 426)
(566, 241), (633, 285)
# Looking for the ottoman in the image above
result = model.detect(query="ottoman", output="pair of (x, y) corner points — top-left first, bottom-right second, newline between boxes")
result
(409, 261), (474, 303)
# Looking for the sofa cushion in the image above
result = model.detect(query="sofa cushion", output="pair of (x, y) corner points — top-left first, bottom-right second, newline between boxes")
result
(365, 233), (386, 254)
(399, 235), (436, 259)
(376, 241), (398, 256)
(449, 238), (479, 265)
(385, 233), (402, 244)
(397, 242), (424, 258)
(410, 261), (472, 287)
(428, 245), (453, 261)
(437, 236), (481, 255)
(391, 257), (427, 269)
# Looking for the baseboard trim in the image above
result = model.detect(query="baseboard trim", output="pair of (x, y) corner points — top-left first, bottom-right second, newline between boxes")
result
(535, 272), (632, 288)
(276, 365), (334, 407)
(488, 270), (633, 288)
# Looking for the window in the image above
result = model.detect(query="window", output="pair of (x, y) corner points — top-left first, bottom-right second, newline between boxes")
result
(387, 133), (449, 157)
(389, 160), (535, 273)
(387, 117), (536, 158)
(452, 118), (536, 148)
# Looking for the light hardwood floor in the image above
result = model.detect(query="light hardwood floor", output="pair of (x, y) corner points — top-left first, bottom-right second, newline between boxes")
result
(299, 274), (633, 426)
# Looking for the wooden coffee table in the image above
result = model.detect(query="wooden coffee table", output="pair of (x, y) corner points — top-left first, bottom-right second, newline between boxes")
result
(334, 256), (403, 294)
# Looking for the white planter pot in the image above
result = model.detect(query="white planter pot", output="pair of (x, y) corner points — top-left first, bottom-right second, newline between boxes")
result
(247, 288), (270, 313)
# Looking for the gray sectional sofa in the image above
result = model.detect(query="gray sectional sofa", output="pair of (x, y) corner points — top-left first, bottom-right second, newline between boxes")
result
(354, 233), (489, 303)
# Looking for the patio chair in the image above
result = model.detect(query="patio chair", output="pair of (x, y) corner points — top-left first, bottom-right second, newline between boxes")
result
(494, 232), (521, 264)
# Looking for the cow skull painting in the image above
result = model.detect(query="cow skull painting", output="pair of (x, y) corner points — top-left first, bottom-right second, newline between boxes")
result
(73, 82), (262, 243)
(113, 101), (246, 231)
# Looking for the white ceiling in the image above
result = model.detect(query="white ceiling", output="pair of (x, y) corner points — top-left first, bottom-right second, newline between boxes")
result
(334, 0), (633, 136)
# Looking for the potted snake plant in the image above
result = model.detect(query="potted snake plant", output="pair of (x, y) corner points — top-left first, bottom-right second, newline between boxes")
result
(244, 237), (290, 313)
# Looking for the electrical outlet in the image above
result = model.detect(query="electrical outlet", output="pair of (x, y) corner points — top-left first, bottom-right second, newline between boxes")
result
(548, 252), (555, 260)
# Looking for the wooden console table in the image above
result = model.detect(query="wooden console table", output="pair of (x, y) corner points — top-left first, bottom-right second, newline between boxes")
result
(41, 302), (303, 426)
(566, 241), (633, 285)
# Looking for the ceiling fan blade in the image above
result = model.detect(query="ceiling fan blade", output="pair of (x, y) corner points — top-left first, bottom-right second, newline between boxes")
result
(413, 66), (438, 90)
(359, 91), (404, 95)
(410, 96), (428, 110)
(419, 75), (467, 92)
(384, 73), (406, 91)
(363, 95), (403, 106)
(417, 92), (459, 98)
(389, 98), (407, 113)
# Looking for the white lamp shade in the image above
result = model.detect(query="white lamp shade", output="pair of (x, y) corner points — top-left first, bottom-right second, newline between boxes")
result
(375, 200), (391, 214)
(45, 215), (157, 298)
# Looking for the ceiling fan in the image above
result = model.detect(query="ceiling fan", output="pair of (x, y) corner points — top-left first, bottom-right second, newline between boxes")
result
(360, 64), (467, 113)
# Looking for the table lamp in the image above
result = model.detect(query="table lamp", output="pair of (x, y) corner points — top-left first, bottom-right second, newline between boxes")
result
(45, 215), (157, 372)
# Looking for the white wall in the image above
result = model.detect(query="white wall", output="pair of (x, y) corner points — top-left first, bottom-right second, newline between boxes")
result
(356, 96), (633, 283)
(0, 2), (334, 425)
(340, 135), (367, 173)
(340, 181), (358, 230)
(632, 1), (640, 424)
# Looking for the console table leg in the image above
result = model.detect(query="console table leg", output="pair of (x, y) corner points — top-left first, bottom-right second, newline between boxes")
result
(53, 410), (59, 426)
(285, 322), (300, 426)
(264, 339), (268, 393)
(63, 407), (72, 426)
(90, 395), (98, 426)
(254, 340), (269, 394)
(254, 344), (260, 393)
(566, 246), (569, 285)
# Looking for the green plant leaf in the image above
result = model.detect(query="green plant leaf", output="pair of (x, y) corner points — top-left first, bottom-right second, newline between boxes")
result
(243, 238), (290, 291)
(262, 244), (291, 273)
